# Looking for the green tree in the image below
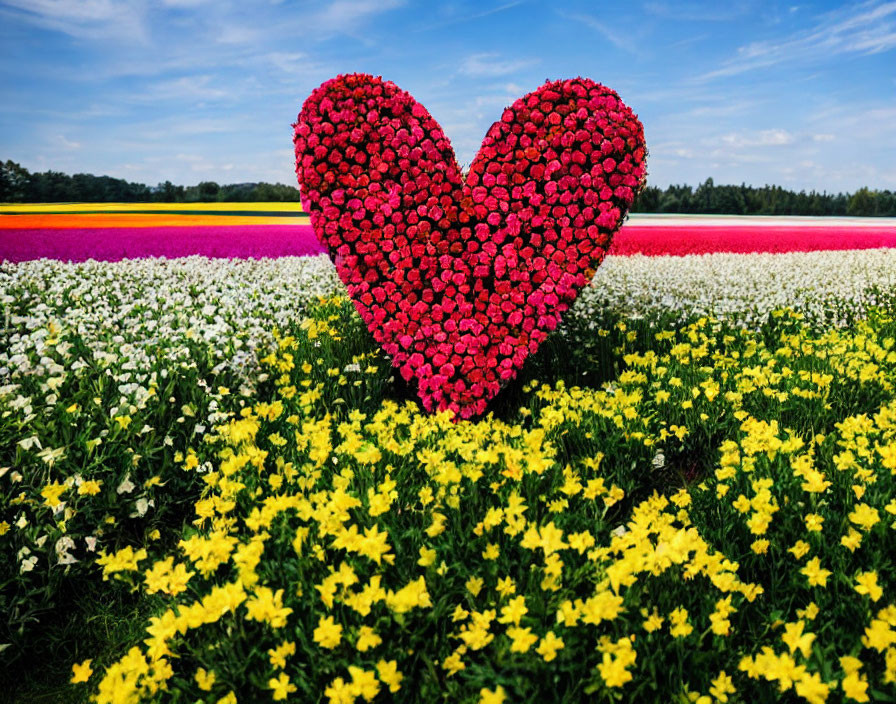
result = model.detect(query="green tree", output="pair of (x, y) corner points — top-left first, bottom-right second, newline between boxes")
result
(847, 187), (875, 216)
(0, 160), (31, 202)
(197, 181), (220, 201)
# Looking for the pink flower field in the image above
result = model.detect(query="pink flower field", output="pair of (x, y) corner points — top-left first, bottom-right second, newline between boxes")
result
(2, 217), (895, 263)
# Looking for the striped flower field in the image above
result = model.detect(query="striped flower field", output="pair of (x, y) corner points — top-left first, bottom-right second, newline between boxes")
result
(2, 205), (896, 703)
(3, 203), (896, 262)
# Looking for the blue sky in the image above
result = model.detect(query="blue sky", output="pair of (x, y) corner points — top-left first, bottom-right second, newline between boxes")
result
(1, 0), (895, 192)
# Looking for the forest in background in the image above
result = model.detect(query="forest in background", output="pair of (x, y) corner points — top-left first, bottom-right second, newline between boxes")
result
(2, 159), (895, 215)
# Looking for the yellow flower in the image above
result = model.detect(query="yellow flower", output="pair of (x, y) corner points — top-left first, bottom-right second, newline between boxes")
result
(268, 672), (297, 701)
(498, 596), (528, 626)
(70, 659), (92, 684)
(41, 481), (68, 510)
(376, 660), (403, 693)
(482, 543), (500, 560)
(732, 494), (752, 513)
(496, 576), (516, 597)
(348, 666), (380, 702)
(671, 488), (691, 507)
(77, 479), (102, 496)
(841, 529), (863, 552)
(324, 677), (353, 704)
(597, 637), (637, 687)
(642, 608), (664, 633)
(751, 539), (770, 555)
(442, 651), (466, 676)
(268, 640), (296, 669)
(144, 557), (194, 596)
(195, 668), (216, 691)
(479, 685), (507, 704)
(782, 621), (816, 658)
(849, 504), (880, 531)
(536, 631), (565, 662)
(385, 576), (431, 614)
(466, 576), (484, 597)
(96, 545), (148, 580)
(862, 618), (895, 651)
(796, 603), (819, 621)
(709, 597), (734, 637)
(451, 604), (469, 622)
(801, 557), (831, 587)
(580, 591), (624, 626)
(556, 600), (580, 627)
(804, 513), (824, 532)
(356, 626), (382, 652)
(245, 587), (292, 629)
(855, 571), (883, 602)
(794, 671), (830, 704)
(709, 670), (736, 702)
(788, 540), (811, 559)
(313, 615), (343, 649)
(840, 656), (869, 702)
(417, 546), (436, 567)
(605, 485), (625, 507)
(669, 607), (693, 638)
(506, 626), (538, 653)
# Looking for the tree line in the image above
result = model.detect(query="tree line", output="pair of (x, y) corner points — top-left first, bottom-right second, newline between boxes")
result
(2, 160), (895, 215)
(0, 160), (301, 203)
(629, 178), (896, 217)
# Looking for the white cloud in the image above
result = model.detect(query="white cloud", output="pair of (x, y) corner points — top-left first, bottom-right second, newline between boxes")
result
(412, 2), (523, 32)
(459, 52), (538, 77)
(642, 1), (757, 22)
(215, 24), (262, 44)
(55, 134), (81, 150)
(313, 0), (404, 33)
(161, 0), (214, 6)
(557, 11), (638, 53)
(719, 129), (794, 147)
(696, 0), (896, 80)
(0, 0), (148, 41)
(139, 75), (230, 102)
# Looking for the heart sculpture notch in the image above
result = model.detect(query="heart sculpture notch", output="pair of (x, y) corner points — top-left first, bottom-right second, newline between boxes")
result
(293, 74), (646, 419)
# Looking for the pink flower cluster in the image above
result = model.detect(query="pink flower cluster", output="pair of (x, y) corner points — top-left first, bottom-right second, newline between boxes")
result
(294, 73), (646, 418)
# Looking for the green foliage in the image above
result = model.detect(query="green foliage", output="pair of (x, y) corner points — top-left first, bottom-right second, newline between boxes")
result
(3, 267), (896, 703)
(4, 159), (896, 213)
(630, 178), (896, 216)
(0, 161), (302, 204)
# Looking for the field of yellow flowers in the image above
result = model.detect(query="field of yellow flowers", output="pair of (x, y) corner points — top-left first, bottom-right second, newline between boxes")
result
(2, 254), (896, 703)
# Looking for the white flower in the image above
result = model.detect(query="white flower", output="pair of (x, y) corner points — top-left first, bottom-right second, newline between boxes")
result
(131, 497), (153, 518)
(17, 436), (41, 451)
(36, 446), (66, 467)
(117, 473), (136, 495)
(55, 536), (78, 565)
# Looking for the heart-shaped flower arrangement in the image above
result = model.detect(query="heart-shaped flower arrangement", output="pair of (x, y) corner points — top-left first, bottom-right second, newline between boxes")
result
(294, 74), (646, 419)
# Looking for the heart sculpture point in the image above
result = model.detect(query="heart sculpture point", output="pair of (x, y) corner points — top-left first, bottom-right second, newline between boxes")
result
(293, 74), (646, 419)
